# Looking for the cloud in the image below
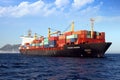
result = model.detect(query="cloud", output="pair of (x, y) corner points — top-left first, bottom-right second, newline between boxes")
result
(0, 0), (67, 17)
(72, 0), (94, 9)
(95, 16), (120, 22)
(42, 5), (57, 16)
(0, 0), (101, 18)
(55, 0), (69, 8)
(80, 2), (102, 16)
(0, 0), (45, 17)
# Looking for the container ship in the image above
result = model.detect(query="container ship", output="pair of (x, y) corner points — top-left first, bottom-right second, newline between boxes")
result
(19, 19), (112, 58)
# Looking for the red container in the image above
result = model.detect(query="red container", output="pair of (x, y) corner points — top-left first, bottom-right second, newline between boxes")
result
(32, 40), (36, 43)
(59, 35), (66, 39)
(31, 46), (36, 49)
(80, 30), (87, 35)
(25, 43), (30, 46)
(97, 39), (105, 43)
(80, 34), (86, 38)
(73, 30), (82, 35)
(32, 40), (41, 43)
(64, 31), (73, 36)
(96, 36), (100, 39)
(49, 36), (58, 41)
(57, 39), (66, 44)
(100, 36), (103, 39)
(39, 37), (44, 41)
(101, 32), (105, 35)
(36, 40), (41, 43)
(77, 38), (84, 44)
(98, 35), (105, 40)
(57, 39), (66, 47)
(58, 41), (66, 47)
(101, 32), (105, 39)
(58, 44), (64, 47)
(66, 39), (71, 43)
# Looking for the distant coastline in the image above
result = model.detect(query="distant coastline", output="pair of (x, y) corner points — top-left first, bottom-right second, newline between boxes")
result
(0, 50), (20, 53)
(0, 44), (20, 53)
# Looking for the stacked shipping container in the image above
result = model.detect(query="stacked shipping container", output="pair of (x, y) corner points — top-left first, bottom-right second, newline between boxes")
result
(21, 30), (105, 49)
(66, 34), (77, 44)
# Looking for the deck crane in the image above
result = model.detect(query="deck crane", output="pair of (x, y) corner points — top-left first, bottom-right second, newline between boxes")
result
(48, 28), (61, 38)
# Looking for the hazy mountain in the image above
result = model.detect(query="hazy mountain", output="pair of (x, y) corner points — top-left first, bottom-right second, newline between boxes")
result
(0, 44), (20, 53)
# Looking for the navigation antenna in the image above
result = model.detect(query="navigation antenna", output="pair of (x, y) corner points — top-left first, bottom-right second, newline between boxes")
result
(90, 18), (95, 38)
(28, 29), (32, 37)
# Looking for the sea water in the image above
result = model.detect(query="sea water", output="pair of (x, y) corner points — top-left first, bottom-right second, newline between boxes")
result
(0, 53), (120, 80)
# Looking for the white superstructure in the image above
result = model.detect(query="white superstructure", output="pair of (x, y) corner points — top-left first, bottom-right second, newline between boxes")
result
(20, 36), (34, 45)
(20, 30), (35, 45)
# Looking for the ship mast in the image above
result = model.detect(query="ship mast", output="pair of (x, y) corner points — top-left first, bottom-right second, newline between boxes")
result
(28, 29), (32, 37)
(48, 28), (51, 38)
(90, 18), (95, 38)
(71, 21), (74, 32)
(34, 33), (37, 39)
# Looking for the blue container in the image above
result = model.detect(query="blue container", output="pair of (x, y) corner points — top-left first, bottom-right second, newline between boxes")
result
(49, 41), (56, 45)
(49, 45), (55, 47)
(44, 44), (49, 48)
(49, 40), (56, 47)
(70, 38), (76, 42)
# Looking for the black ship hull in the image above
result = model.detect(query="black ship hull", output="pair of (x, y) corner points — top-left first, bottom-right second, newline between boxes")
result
(20, 42), (112, 58)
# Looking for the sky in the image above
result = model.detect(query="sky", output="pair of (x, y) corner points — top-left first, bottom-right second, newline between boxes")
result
(0, 0), (120, 53)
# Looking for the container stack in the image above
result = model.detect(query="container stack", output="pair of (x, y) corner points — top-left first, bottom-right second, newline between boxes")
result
(43, 38), (49, 48)
(64, 31), (73, 36)
(96, 32), (105, 42)
(86, 31), (91, 38)
(58, 35), (66, 47)
(96, 32), (105, 39)
(66, 34), (77, 44)
(21, 29), (106, 49)
(49, 36), (58, 47)
(40, 42), (44, 47)
(79, 30), (87, 38)
(31, 43), (36, 48)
